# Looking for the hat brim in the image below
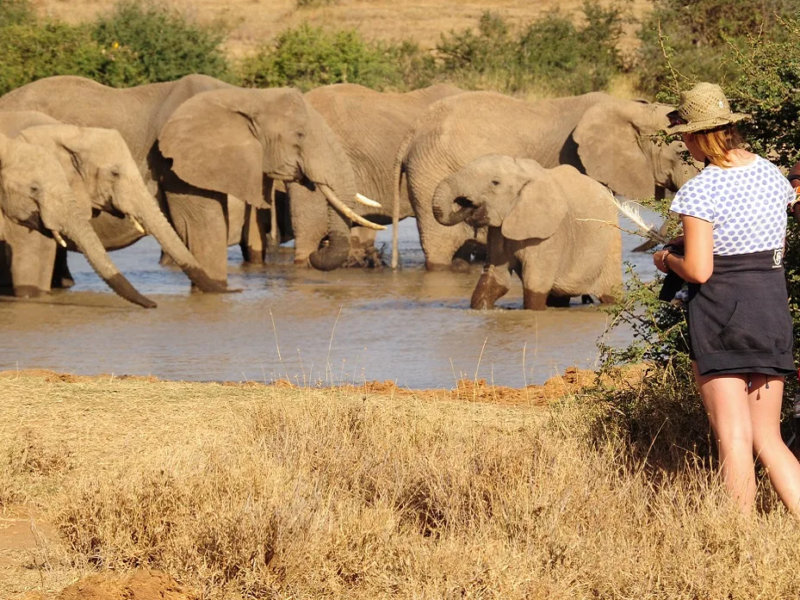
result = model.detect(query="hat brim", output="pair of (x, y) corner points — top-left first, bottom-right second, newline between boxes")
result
(665, 112), (750, 135)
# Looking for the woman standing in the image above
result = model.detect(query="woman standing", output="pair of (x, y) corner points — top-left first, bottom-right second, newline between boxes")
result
(654, 83), (800, 515)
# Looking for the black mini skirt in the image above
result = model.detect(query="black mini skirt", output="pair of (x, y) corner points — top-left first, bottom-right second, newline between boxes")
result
(686, 249), (795, 377)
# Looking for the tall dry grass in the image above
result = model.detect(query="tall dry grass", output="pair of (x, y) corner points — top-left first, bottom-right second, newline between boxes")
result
(3, 375), (800, 598)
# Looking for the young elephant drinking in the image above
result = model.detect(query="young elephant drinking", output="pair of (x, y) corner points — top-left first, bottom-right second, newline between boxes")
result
(432, 154), (622, 310)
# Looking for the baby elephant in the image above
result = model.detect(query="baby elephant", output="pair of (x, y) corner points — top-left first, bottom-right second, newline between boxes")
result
(432, 155), (622, 310)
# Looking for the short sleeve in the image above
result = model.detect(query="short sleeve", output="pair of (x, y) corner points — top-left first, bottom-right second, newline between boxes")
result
(670, 177), (715, 223)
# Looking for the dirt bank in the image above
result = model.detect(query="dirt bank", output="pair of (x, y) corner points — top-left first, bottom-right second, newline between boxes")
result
(0, 364), (645, 406)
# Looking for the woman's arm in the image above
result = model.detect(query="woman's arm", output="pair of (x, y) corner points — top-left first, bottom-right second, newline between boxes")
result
(653, 215), (714, 283)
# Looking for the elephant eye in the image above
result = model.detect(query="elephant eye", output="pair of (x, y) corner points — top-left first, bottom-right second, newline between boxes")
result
(110, 167), (121, 179)
(29, 183), (40, 196)
(491, 179), (501, 186)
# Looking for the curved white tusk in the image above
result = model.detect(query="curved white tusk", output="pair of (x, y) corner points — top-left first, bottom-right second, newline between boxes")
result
(355, 193), (381, 208)
(129, 215), (146, 234)
(52, 231), (67, 248)
(319, 185), (386, 231)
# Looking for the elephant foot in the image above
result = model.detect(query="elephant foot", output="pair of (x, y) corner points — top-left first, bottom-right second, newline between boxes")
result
(523, 289), (549, 311)
(52, 275), (75, 289)
(546, 294), (571, 308)
(582, 294), (595, 305)
(243, 246), (266, 265)
(450, 258), (471, 273)
(599, 294), (616, 305)
(470, 275), (509, 310)
(14, 285), (46, 299)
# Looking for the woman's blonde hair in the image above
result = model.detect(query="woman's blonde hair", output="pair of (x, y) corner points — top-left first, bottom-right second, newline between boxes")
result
(689, 125), (745, 167)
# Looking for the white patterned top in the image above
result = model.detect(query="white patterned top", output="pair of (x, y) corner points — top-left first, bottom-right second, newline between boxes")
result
(670, 156), (794, 256)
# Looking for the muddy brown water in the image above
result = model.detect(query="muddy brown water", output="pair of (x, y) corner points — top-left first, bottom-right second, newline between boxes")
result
(0, 218), (658, 388)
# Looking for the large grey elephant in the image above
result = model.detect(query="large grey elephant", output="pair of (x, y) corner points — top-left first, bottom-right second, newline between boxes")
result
(0, 75), (381, 285)
(432, 155), (622, 310)
(0, 110), (222, 295)
(390, 91), (699, 270)
(283, 83), (463, 267)
(0, 132), (155, 307)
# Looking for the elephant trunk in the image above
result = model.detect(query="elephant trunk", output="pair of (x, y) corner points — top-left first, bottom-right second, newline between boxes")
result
(61, 216), (157, 308)
(432, 179), (473, 226)
(126, 186), (229, 292)
(302, 108), (359, 271)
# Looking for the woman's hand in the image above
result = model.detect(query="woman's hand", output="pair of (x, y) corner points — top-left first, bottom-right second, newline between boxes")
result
(653, 249), (670, 274)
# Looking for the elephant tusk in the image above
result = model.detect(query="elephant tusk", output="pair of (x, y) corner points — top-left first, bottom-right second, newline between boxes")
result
(355, 193), (381, 208)
(129, 215), (146, 234)
(319, 185), (386, 231)
(52, 231), (68, 248)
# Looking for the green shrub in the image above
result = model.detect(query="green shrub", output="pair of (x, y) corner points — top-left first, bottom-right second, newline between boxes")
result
(436, 2), (626, 96)
(0, 0), (34, 26)
(0, 20), (142, 96)
(238, 24), (433, 91)
(92, 1), (230, 84)
(636, 0), (795, 98)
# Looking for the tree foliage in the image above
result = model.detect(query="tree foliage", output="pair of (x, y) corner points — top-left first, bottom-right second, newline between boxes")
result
(637, 0), (796, 97)
(436, 2), (626, 95)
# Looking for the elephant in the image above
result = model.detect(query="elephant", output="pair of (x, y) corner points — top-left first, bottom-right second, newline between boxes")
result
(283, 83), (463, 267)
(0, 75), (382, 285)
(432, 154), (622, 310)
(390, 91), (699, 270)
(0, 110), (223, 295)
(0, 131), (155, 307)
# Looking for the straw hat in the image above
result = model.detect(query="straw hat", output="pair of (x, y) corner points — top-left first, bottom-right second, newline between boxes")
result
(665, 82), (750, 135)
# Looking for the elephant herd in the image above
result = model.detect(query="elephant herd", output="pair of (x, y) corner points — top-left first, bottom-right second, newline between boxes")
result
(0, 74), (698, 310)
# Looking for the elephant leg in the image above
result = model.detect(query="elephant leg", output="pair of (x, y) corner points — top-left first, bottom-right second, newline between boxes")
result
(227, 194), (246, 250)
(165, 187), (229, 288)
(0, 241), (11, 289)
(470, 228), (510, 309)
(520, 254), (558, 311)
(241, 203), (268, 264)
(471, 265), (511, 309)
(5, 222), (54, 298)
(546, 294), (572, 308)
(52, 246), (75, 289)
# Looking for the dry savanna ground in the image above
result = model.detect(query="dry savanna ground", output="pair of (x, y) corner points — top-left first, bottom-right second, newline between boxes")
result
(3, 369), (800, 599)
(32, 0), (654, 57)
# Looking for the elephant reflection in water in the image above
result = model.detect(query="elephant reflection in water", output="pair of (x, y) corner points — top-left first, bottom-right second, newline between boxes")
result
(433, 154), (622, 310)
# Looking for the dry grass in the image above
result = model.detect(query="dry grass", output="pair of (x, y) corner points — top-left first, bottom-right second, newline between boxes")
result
(31, 0), (654, 57)
(3, 373), (800, 599)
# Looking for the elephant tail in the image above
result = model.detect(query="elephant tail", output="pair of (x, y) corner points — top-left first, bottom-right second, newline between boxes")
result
(390, 128), (415, 269)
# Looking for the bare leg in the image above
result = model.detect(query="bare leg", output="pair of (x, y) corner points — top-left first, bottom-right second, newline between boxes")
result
(694, 363), (756, 514)
(749, 374), (800, 516)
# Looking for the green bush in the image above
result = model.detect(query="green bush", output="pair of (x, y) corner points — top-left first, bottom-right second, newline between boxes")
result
(436, 3), (626, 96)
(92, 1), (230, 84)
(238, 24), (433, 91)
(636, 0), (795, 98)
(0, 20), (141, 96)
(0, 0), (34, 26)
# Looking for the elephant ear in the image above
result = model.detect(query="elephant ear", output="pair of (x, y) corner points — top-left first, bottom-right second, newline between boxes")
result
(158, 91), (265, 207)
(573, 101), (654, 200)
(501, 175), (568, 241)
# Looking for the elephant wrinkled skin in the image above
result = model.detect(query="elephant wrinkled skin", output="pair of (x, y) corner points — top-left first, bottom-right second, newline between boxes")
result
(432, 154), (622, 310)
(391, 91), (699, 270)
(0, 110), (222, 295)
(285, 83), (463, 267)
(0, 75), (376, 281)
(0, 132), (155, 307)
